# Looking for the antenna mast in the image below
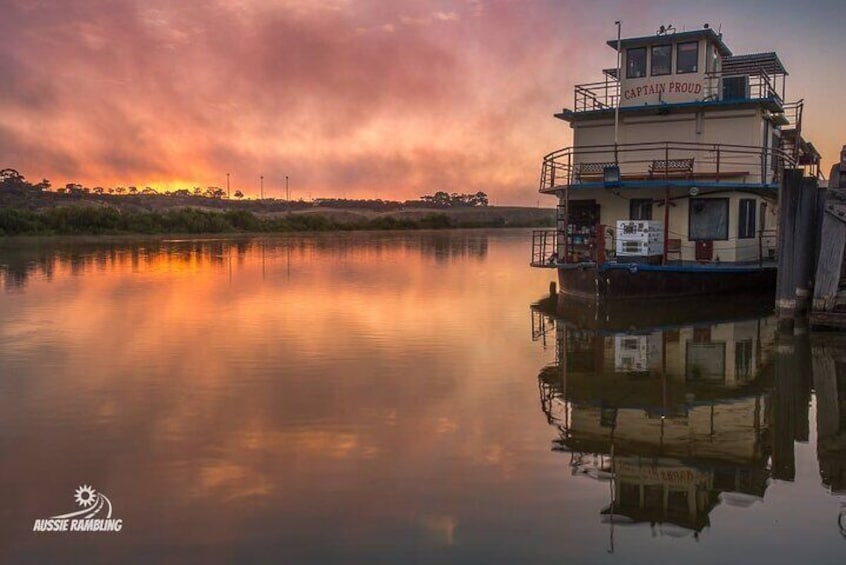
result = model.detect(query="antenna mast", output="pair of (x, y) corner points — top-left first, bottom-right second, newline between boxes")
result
(614, 20), (622, 162)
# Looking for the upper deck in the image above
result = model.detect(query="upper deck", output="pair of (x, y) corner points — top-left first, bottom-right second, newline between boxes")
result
(541, 26), (822, 191)
(560, 28), (792, 121)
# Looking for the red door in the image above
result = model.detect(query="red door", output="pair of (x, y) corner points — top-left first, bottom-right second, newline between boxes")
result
(695, 240), (714, 262)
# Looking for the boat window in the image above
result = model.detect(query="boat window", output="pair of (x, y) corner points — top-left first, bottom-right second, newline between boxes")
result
(630, 199), (653, 220)
(688, 198), (728, 240)
(735, 340), (753, 379)
(685, 342), (726, 383)
(738, 199), (756, 239)
(708, 44), (720, 73)
(651, 45), (672, 76)
(677, 41), (699, 74)
(626, 47), (647, 78)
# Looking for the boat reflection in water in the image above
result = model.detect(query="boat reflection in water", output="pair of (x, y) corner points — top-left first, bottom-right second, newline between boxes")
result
(531, 293), (846, 539)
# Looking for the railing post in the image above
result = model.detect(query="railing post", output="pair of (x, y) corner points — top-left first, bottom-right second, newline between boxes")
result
(596, 224), (606, 264)
(663, 143), (670, 264)
(761, 147), (767, 184)
(550, 158), (555, 190)
(758, 228), (763, 267)
(568, 152), (572, 185)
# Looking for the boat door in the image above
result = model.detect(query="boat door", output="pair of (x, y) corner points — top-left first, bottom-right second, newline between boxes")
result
(689, 198), (728, 263)
(567, 200), (601, 262)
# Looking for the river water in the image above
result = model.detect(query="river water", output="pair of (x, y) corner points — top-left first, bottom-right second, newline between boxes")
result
(0, 230), (843, 563)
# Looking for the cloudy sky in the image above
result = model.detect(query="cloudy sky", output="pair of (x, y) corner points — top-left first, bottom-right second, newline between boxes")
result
(2, 0), (845, 204)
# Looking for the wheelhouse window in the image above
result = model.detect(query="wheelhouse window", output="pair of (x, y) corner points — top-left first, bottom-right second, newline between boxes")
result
(738, 199), (756, 239)
(689, 198), (728, 240)
(626, 47), (647, 78)
(708, 44), (720, 73)
(677, 41), (699, 74)
(630, 199), (653, 220)
(651, 45), (672, 76)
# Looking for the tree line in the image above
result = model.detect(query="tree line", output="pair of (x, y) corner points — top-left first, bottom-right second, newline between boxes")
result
(1, 168), (489, 209)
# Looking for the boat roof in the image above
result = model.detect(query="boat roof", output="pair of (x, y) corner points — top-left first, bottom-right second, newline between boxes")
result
(606, 28), (732, 57)
(722, 52), (788, 76)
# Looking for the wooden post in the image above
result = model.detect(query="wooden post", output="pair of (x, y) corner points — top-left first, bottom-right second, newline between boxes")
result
(812, 163), (846, 317)
(811, 336), (845, 493)
(770, 332), (811, 481)
(792, 176), (820, 313)
(812, 197), (846, 313)
(776, 169), (804, 322)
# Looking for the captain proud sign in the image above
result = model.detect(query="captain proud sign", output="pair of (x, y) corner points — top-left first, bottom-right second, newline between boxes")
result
(33, 485), (123, 533)
(623, 80), (703, 101)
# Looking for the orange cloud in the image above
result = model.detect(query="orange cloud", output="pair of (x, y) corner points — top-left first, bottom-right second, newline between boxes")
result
(2, 1), (843, 204)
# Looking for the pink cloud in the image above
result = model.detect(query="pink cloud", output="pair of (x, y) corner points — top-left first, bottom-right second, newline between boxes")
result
(2, 0), (840, 204)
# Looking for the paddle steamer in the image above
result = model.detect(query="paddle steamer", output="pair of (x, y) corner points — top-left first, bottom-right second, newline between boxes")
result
(531, 25), (821, 299)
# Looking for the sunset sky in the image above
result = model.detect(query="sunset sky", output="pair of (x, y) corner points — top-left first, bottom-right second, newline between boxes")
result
(3, 0), (845, 205)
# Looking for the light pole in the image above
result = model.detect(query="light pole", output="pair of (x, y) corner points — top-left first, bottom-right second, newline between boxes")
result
(286, 175), (289, 213)
(260, 175), (264, 200)
(226, 173), (230, 200)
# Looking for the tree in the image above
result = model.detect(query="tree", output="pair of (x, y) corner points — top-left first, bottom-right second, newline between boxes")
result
(473, 191), (488, 206)
(0, 168), (24, 184)
(127, 186), (138, 195)
(141, 186), (158, 195)
(92, 186), (105, 194)
(432, 191), (451, 206)
(204, 186), (225, 199)
(234, 190), (244, 199)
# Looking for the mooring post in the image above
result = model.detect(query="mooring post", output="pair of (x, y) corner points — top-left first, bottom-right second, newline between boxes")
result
(811, 161), (846, 319)
(771, 331), (812, 481)
(793, 176), (820, 313)
(776, 168), (804, 324)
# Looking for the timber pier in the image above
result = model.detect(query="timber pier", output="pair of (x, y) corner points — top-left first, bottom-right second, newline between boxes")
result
(779, 146), (846, 329)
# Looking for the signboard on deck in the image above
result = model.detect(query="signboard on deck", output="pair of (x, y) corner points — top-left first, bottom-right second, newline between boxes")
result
(621, 78), (705, 107)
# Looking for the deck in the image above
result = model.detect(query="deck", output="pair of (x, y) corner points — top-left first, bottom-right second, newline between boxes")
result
(539, 141), (792, 193)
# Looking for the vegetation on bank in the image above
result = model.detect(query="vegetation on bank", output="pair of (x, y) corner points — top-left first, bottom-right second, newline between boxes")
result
(0, 167), (554, 236)
(0, 206), (551, 236)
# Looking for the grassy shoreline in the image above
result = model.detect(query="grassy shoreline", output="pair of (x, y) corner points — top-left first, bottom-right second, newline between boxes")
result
(0, 204), (554, 237)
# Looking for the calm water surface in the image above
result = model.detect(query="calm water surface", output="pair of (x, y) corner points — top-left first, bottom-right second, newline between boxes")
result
(0, 230), (843, 563)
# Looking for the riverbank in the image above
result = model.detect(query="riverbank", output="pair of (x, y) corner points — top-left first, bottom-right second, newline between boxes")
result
(0, 202), (554, 236)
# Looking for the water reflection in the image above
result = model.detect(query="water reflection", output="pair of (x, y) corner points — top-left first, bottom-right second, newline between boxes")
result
(532, 294), (846, 541)
(2, 232), (844, 561)
(0, 232), (489, 291)
(0, 231), (548, 563)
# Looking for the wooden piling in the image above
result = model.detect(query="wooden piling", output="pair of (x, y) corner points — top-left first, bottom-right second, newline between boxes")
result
(792, 176), (820, 313)
(776, 169), (804, 322)
(811, 164), (846, 326)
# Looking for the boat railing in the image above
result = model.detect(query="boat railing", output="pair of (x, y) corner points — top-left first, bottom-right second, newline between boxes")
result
(702, 71), (783, 106)
(574, 80), (620, 112)
(782, 99), (803, 129)
(573, 70), (784, 113)
(540, 141), (796, 192)
(531, 230), (559, 268)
